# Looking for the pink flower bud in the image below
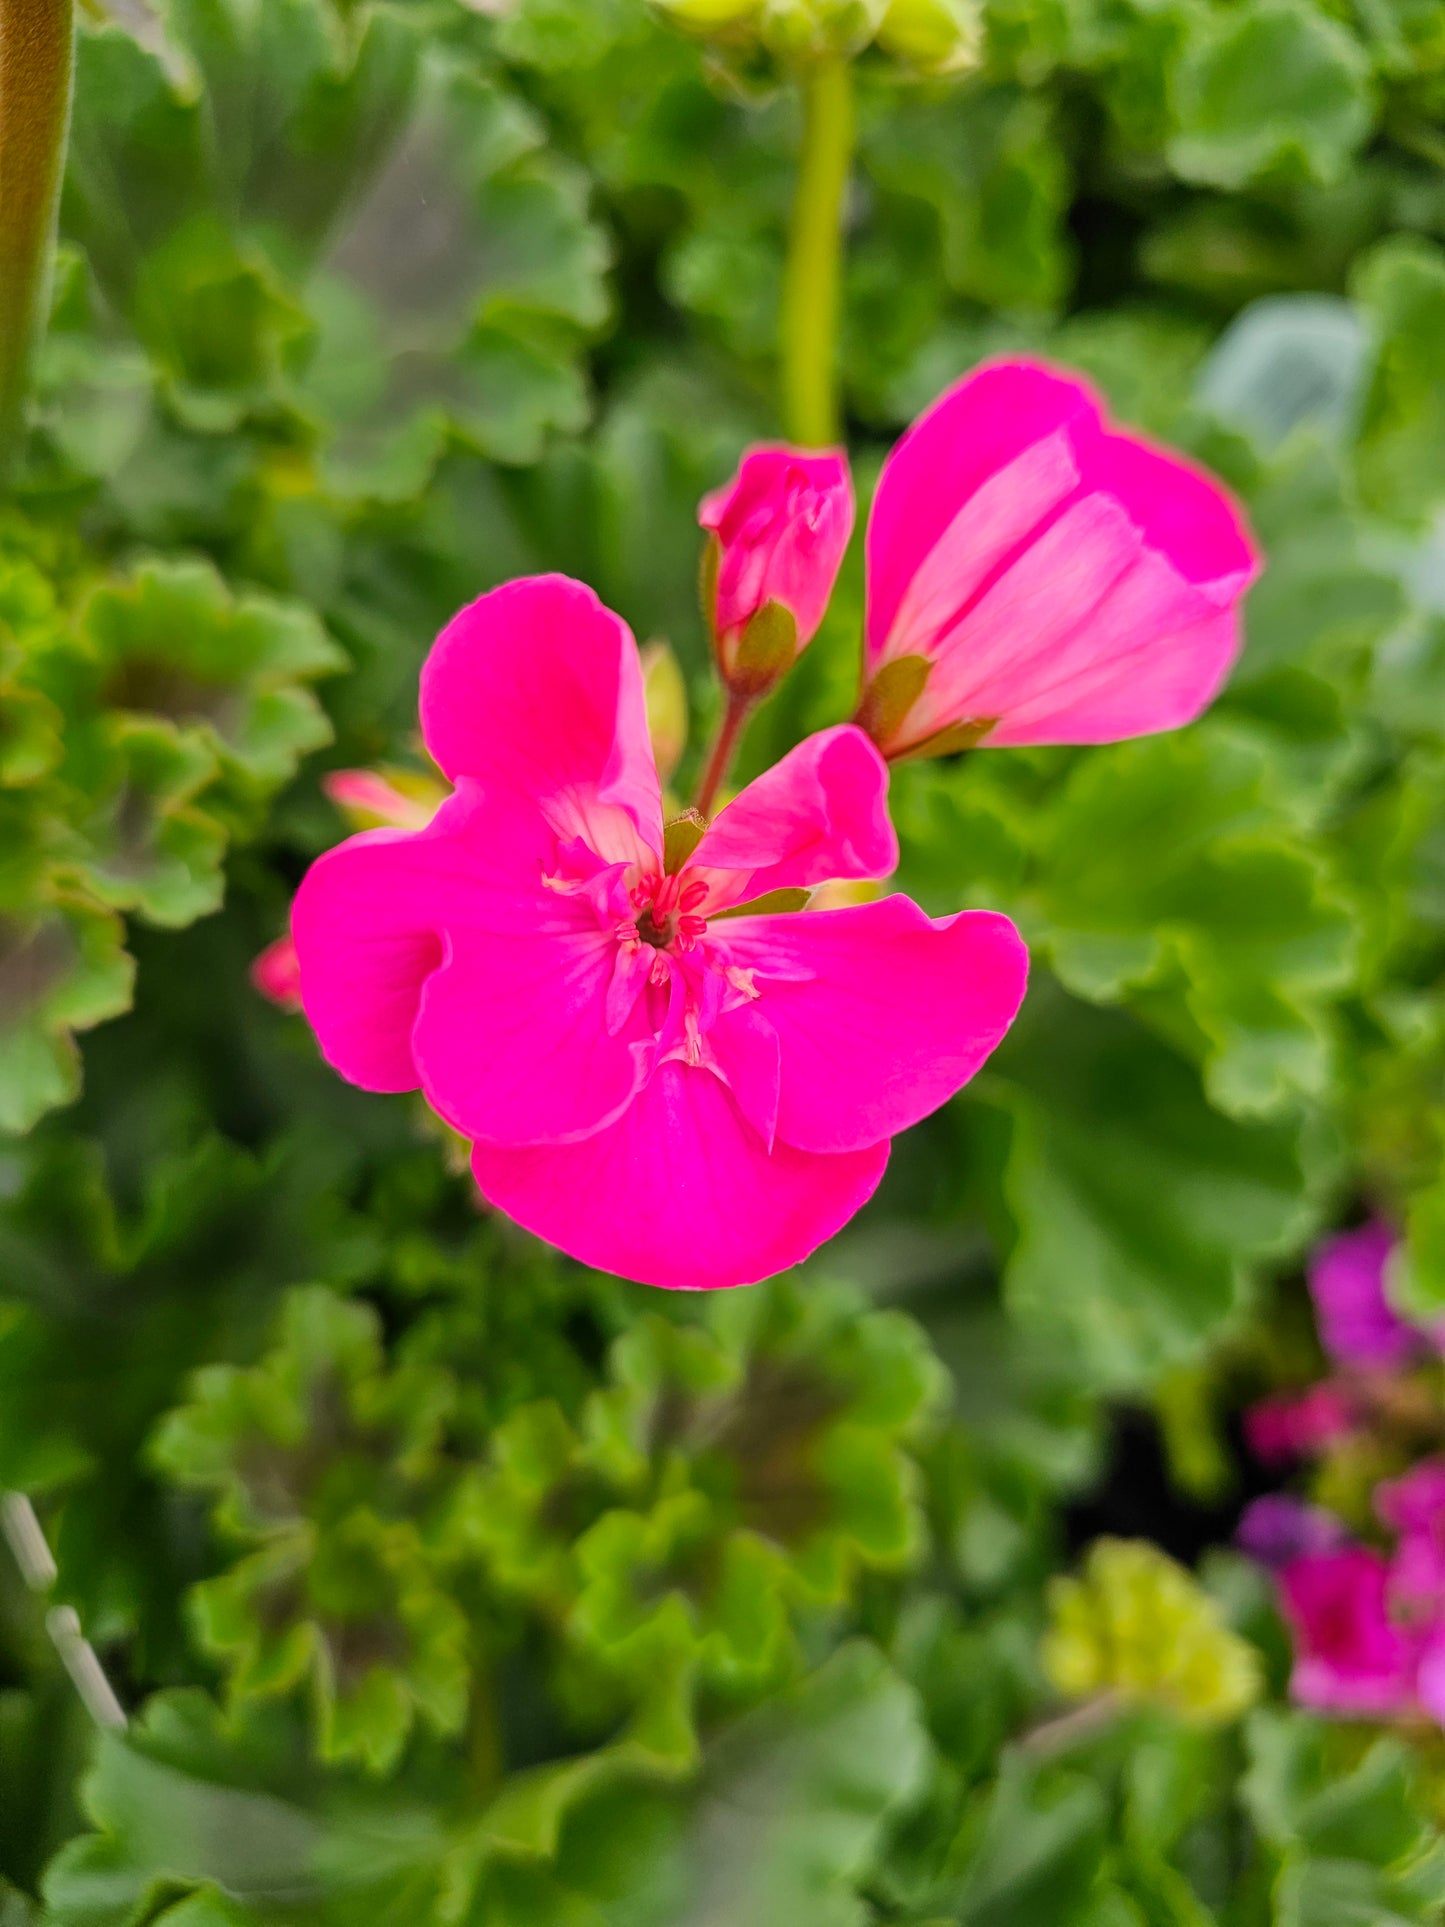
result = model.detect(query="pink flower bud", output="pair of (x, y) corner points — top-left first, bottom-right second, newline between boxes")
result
(322, 767), (443, 832)
(250, 933), (302, 1010)
(698, 445), (854, 696)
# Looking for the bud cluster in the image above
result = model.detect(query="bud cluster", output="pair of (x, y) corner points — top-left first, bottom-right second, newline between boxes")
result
(651, 0), (981, 74)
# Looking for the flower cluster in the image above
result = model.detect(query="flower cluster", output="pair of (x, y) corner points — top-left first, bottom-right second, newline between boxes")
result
(1239, 1221), (1445, 1725)
(261, 359), (1256, 1291)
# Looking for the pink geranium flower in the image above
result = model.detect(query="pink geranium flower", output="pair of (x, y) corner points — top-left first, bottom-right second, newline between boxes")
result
(1308, 1219), (1426, 1370)
(698, 446), (853, 692)
(1243, 1382), (1356, 1466)
(290, 575), (1028, 1289)
(1279, 1547), (1420, 1718)
(857, 358), (1260, 758)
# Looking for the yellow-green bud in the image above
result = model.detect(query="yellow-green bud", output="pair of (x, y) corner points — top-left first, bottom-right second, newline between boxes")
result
(1042, 1538), (1262, 1727)
(875, 0), (981, 72)
(759, 0), (888, 60)
(640, 639), (689, 786)
(649, 0), (762, 37)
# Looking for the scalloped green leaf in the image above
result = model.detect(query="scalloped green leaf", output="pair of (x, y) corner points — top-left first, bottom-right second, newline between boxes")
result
(1167, 0), (1375, 190)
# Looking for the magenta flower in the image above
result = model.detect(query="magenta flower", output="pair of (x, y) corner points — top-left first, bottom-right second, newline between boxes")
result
(1378, 1462), (1445, 1613)
(699, 446), (854, 692)
(857, 358), (1260, 758)
(1243, 1383), (1356, 1466)
(1308, 1220), (1423, 1370)
(1279, 1547), (1419, 1718)
(290, 575), (1028, 1289)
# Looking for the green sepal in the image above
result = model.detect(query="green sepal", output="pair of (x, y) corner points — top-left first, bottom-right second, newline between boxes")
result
(728, 598), (799, 698)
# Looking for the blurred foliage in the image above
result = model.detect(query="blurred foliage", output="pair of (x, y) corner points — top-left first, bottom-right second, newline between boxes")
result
(2, 0), (1445, 1918)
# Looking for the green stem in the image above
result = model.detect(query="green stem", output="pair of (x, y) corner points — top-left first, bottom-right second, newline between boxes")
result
(0, 0), (74, 481)
(692, 688), (751, 819)
(779, 55), (853, 448)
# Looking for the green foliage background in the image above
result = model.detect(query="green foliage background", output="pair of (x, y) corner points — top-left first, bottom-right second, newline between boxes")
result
(3, 0), (1445, 1917)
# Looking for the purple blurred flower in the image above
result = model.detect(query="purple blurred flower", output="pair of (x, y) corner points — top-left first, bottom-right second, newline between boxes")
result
(1237, 1495), (1349, 1568)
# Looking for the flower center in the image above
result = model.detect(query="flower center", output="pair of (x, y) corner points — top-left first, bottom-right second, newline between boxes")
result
(636, 905), (674, 949)
(629, 872), (709, 955)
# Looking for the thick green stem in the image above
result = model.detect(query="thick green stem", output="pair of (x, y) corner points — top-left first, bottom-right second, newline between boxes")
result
(0, 0), (73, 481)
(779, 55), (852, 448)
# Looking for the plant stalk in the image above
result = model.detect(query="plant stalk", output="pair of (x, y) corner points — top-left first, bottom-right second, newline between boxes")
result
(779, 54), (852, 449)
(692, 689), (751, 819)
(0, 0), (74, 481)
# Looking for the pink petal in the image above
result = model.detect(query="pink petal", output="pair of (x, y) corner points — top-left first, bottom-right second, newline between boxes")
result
(865, 357), (1259, 750)
(1377, 1459), (1445, 1537)
(714, 897), (1027, 1154)
(866, 360), (1099, 668)
(292, 782), (555, 1094)
(469, 1061), (890, 1290)
(1416, 1635), (1445, 1727)
(419, 575), (662, 860)
(412, 920), (651, 1148)
(690, 725), (898, 910)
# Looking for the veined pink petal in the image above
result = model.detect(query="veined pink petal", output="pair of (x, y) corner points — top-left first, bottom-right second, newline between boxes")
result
(470, 1062), (889, 1290)
(292, 781), (558, 1093)
(420, 575), (662, 860)
(863, 357), (1259, 753)
(867, 361), (1099, 667)
(713, 898), (1027, 1154)
(690, 725), (897, 910)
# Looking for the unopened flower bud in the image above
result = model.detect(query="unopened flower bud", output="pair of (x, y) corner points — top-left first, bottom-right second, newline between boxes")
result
(699, 444), (853, 699)
(759, 0), (888, 58)
(322, 766), (445, 832)
(875, 0), (981, 72)
(640, 640), (689, 785)
(251, 933), (302, 1010)
(649, 0), (762, 39)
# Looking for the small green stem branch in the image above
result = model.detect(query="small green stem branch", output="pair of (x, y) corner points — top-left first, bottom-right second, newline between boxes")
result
(1018, 1692), (1119, 1758)
(692, 688), (751, 818)
(0, 0), (74, 481)
(780, 54), (853, 449)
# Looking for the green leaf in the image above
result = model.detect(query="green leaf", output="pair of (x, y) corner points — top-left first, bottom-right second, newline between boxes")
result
(993, 991), (1320, 1390)
(1352, 236), (1445, 524)
(1023, 728), (1358, 1118)
(1167, 0), (1375, 190)
(0, 892), (134, 1134)
(41, 1690), (447, 1926)
(533, 1642), (931, 1927)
